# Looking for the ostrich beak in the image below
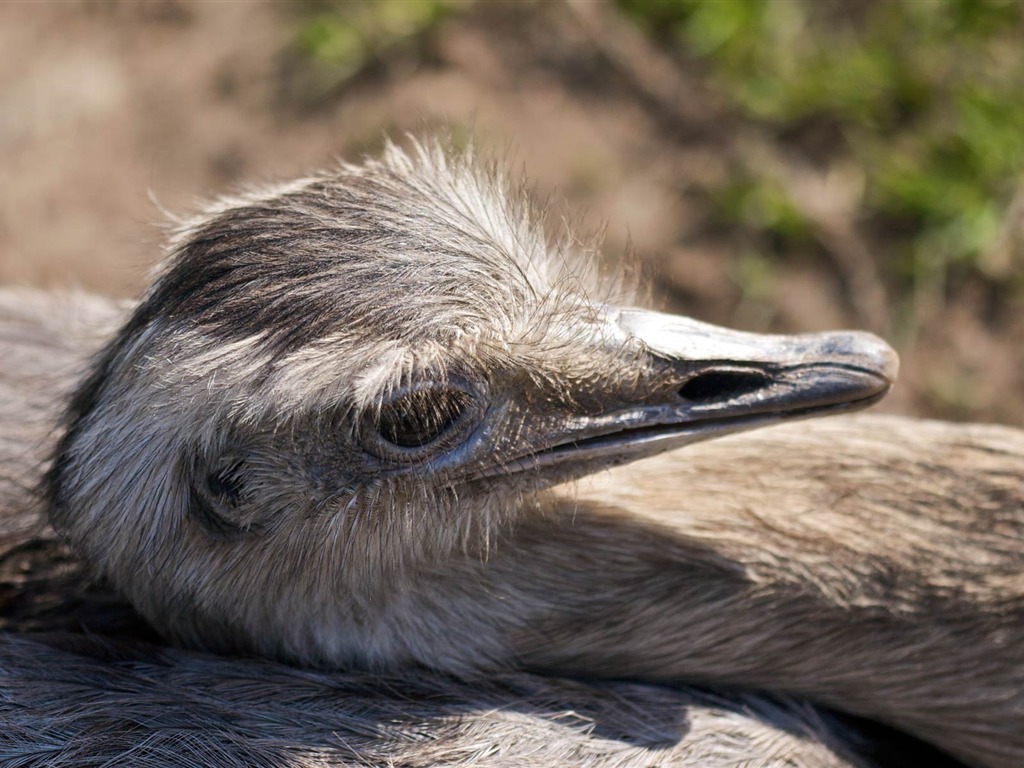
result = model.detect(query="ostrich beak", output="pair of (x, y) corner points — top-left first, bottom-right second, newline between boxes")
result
(617, 307), (899, 415)
(479, 307), (899, 482)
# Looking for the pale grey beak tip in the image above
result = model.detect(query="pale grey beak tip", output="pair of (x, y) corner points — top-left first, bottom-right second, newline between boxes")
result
(837, 331), (900, 387)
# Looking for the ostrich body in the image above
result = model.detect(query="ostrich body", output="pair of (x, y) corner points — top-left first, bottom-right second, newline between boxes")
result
(1, 141), (1023, 767)
(0, 291), (874, 767)
(0, 289), (954, 768)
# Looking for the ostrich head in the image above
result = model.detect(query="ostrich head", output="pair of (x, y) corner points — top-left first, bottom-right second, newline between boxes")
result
(47, 140), (897, 667)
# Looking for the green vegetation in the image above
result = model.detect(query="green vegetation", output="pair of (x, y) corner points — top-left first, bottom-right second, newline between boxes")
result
(619, 0), (1024, 296)
(290, 1), (453, 103)
(296, 0), (451, 71)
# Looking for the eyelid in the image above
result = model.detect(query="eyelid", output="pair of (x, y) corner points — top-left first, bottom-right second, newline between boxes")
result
(379, 388), (471, 445)
(360, 379), (485, 464)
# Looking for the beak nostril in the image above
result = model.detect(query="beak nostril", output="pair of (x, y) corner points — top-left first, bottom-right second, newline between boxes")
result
(678, 370), (771, 404)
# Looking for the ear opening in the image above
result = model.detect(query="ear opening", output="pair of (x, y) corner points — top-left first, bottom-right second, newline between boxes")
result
(205, 457), (246, 506)
(188, 450), (259, 539)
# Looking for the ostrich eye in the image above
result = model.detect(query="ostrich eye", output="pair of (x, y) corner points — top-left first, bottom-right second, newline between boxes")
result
(377, 387), (474, 449)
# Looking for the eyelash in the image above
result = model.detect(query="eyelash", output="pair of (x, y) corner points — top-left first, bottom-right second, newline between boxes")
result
(360, 382), (483, 463)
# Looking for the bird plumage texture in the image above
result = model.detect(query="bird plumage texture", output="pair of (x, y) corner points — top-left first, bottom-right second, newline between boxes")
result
(0, 288), (873, 768)
(1, 139), (1022, 768)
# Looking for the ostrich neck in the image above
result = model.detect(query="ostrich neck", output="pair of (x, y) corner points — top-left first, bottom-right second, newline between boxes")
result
(426, 419), (1024, 768)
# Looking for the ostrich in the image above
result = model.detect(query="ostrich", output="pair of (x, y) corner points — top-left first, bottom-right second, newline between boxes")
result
(1, 140), (1023, 768)
(0, 288), (897, 768)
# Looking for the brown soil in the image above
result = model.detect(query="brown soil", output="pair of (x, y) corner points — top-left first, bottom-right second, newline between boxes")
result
(2, 1), (1021, 425)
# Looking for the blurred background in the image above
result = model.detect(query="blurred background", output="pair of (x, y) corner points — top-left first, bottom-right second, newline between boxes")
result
(1, 0), (1021, 423)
